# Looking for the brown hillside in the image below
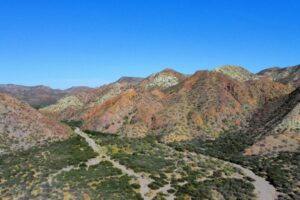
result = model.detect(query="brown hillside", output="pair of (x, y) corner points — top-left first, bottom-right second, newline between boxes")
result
(0, 93), (71, 153)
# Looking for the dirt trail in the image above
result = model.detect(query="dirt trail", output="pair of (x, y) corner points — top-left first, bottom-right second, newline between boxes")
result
(230, 163), (277, 200)
(185, 151), (278, 200)
(47, 154), (103, 186)
(75, 128), (276, 200)
(75, 128), (156, 200)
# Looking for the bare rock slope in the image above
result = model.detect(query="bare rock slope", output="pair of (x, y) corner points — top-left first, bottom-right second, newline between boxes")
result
(0, 84), (92, 108)
(245, 87), (300, 155)
(41, 68), (291, 143)
(0, 93), (71, 153)
(257, 64), (300, 87)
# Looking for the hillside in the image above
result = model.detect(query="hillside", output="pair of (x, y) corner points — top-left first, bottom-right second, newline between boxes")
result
(157, 71), (290, 142)
(244, 87), (300, 155)
(2, 66), (300, 199)
(41, 68), (291, 142)
(168, 86), (300, 199)
(0, 93), (71, 154)
(257, 64), (300, 87)
(0, 84), (92, 108)
(214, 65), (254, 81)
(116, 76), (143, 84)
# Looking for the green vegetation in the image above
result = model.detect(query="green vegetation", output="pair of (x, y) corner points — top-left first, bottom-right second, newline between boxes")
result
(61, 120), (84, 129)
(32, 104), (44, 109)
(169, 131), (300, 199)
(85, 130), (175, 174)
(0, 135), (140, 199)
(56, 161), (121, 184)
(85, 130), (256, 200)
(0, 129), (259, 199)
(56, 161), (141, 199)
(244, 152), (300, 199)
(175, 178), (255, 200)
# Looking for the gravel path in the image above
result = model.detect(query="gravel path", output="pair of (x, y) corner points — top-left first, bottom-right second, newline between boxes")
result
(75, 128), (155, 200)
(185, 151), (278, 200)
(75, 128), (277, 200)
(230, 163), (277, 200)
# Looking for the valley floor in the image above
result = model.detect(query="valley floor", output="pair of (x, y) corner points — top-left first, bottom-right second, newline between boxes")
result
(0, 129), (277, 200)
(76, 128), (277, 200)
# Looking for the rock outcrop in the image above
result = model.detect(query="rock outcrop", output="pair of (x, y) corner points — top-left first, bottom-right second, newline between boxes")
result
(0, 93), (71, 153)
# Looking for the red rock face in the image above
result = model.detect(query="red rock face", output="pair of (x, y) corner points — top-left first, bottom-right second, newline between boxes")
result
(152, 71), (292, 141)
(0, 93), (71, 153)
(82, 89), (138, 132)
(40, 67), (293, 142)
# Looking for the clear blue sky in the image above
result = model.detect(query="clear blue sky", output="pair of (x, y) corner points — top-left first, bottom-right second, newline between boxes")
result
(0, 0), (299, 89)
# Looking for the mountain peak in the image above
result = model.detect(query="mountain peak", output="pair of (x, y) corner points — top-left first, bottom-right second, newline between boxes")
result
(214, 65), (253, 81)
(257, 67), (281, 75)
(158, 68), (183, 76)
(116, 76), (143, 84)
(160, 68), (177, 73)
(143, 68), (185, 89)
(257, 64), (300, 87)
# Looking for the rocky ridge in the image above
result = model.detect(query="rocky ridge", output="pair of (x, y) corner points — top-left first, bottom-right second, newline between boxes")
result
(41, 66), (294, 146)
(215, 65), (254, 81)
(0, 93), (71, 153)
(0, 84), (92, 108)
(257, 64), (300, 87)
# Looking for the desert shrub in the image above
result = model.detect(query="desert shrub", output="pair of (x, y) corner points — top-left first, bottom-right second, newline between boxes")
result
(61, 120), (83, 128)
(131, 183), (141, 189)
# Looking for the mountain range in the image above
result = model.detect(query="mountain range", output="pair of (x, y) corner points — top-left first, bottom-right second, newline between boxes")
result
(35, 65), (298, 153)
(0, 64), (299, 199)
(0, 84), (92, 108)
(2, 65), (300, 151)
